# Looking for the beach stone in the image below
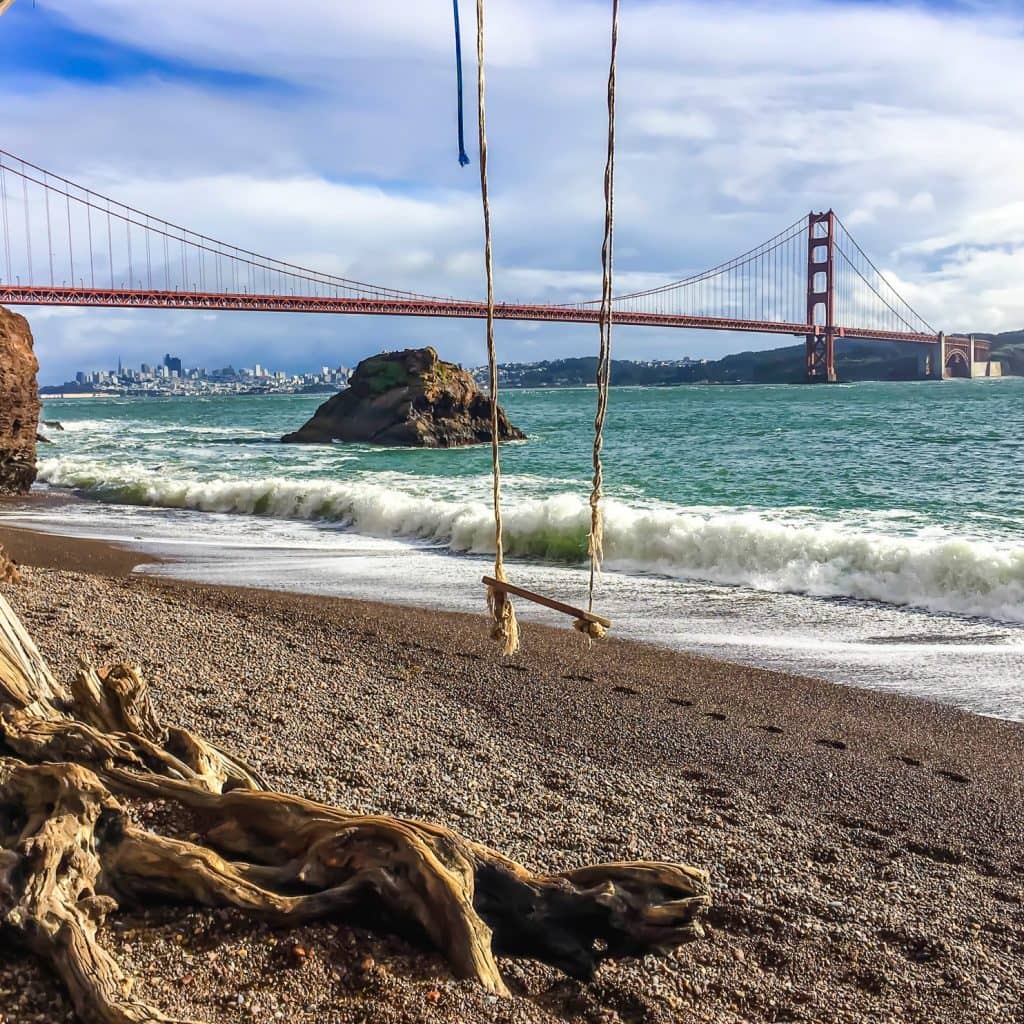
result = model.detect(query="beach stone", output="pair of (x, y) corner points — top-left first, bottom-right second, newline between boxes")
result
(0, 305), (40, 494)
(281, 346), (525, 447)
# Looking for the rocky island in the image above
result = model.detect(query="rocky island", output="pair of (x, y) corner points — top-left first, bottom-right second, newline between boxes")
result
(282, 346), (525, 447)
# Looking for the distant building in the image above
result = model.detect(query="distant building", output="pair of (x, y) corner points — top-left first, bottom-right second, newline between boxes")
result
(163, 354), (182, 374)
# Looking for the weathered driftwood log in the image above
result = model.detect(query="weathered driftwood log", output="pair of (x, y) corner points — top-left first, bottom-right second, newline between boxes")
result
(0, 590), (710, 1023)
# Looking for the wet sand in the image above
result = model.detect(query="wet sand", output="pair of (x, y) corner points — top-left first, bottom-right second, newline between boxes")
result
(0, 521), (159, 576)
(0, 527), (1021, 1023)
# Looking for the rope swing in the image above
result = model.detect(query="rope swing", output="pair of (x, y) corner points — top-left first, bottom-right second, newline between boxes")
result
(473, 0), (618, 654)
(580, 0), (619, 640)
(474, 0), (519, 655)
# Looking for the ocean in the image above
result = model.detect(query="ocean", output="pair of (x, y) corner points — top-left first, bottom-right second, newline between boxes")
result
(13, 378), (1024, 721)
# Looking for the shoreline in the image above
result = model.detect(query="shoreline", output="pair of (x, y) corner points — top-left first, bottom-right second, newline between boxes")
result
(0, 519), (162, 576)
(4, 516), (1024, 764)
(3, 511), (1024, 723)
(0, 552), (1020, 1021)
(0, 517), (1008, 717)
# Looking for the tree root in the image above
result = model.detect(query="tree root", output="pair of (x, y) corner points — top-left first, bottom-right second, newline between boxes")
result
(0, 592), (710, 1022)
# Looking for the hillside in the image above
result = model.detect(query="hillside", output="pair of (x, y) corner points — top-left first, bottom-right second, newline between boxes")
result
(981, 329), (1024, 376)
(685, 339), (925, 384)
(476, 333), (1021, 388)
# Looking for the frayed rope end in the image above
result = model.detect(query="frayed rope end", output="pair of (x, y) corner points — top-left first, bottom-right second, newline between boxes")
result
(488, 585), (520, 656)
(573, 618), (608, 641)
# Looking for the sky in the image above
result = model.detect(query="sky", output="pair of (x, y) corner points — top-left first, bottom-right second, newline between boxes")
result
(1, 0), (1023, 384)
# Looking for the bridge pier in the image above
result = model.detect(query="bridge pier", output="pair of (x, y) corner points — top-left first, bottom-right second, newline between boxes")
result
(805, 211), (838, 382)
(805, 330), (836, 383)
(931, 332), (946, 379)
(935, 334), (1001, 379)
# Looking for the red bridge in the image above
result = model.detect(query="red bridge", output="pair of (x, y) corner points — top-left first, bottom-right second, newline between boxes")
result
(0, 149), (991, 382)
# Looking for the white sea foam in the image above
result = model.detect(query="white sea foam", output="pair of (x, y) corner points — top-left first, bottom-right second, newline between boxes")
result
(51, 419), (275, 439)
(46, 418), (113, 433)
(37, 456), (1024, 623)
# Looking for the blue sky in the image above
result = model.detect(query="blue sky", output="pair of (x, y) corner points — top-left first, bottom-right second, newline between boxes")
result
(1, 0), (1023, 383)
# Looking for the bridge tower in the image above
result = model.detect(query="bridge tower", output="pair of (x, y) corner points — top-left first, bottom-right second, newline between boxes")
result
(805, 210), (837, 383)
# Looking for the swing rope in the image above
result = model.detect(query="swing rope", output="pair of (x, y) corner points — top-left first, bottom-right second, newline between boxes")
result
(575, 0), (618, 640)
(476, 0), (519, 655)
(476, 0), (618, 652)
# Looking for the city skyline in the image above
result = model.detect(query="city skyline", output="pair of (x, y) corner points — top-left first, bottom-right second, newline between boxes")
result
(44, 350), (351, 396)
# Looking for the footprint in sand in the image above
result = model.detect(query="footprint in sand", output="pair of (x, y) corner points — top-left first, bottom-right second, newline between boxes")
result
(816, 738), (848, 751)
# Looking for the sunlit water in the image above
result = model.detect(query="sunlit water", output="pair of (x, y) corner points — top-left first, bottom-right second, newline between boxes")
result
(10, 378), (1024, 721)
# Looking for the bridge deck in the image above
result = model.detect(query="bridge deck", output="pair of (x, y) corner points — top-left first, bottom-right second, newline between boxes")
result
(0, 286), (947, 346)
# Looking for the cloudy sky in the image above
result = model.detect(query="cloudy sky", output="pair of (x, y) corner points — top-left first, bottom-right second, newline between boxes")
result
(1, 0), (1022, 383)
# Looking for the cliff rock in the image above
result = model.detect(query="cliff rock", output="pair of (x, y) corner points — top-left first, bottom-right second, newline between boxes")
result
(282, 347), (525, 447)
(0, 306), (40, 494)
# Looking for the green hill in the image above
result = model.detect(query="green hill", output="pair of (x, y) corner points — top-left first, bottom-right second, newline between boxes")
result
(483, 333), (1020, 388)
(980, 330), (1024, 377)
(685, 339), (925, 384)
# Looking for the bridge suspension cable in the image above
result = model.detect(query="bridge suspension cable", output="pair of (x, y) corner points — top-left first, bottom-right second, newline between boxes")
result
(831, 215), (936, 337)
(0, 149), (452, 304)
(562, 216), (811, 327)
(0, 148), (944, 358)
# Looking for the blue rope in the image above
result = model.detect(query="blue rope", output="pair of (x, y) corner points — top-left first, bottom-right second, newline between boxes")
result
(452, 0), (470, 167)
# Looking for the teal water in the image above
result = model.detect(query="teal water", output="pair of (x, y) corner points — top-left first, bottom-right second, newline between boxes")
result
(35, 380), (1024, 609)
(14, 378), (1024, 719)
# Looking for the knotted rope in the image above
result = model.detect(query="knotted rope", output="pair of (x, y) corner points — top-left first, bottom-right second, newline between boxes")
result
(573, 0), (619, 641)
(476, 0), (519, 655)
(452, 0), (471, 167)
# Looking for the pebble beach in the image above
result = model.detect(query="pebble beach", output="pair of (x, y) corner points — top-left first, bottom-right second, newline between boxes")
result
(0, 528), (1021, 1023)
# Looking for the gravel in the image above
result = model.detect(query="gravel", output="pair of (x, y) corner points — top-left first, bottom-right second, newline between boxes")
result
(1, 565), (1022, 1024)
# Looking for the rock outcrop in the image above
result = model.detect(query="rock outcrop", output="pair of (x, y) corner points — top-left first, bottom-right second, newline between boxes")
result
(0, 306), (40, 494)
(282, 347), (525, 447)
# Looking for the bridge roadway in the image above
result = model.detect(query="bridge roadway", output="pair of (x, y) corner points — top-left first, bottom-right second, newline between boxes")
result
(0, 285), (950, 347)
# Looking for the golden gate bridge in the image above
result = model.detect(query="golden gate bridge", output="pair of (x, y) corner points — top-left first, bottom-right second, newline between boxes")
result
(0, 149), (986, 382)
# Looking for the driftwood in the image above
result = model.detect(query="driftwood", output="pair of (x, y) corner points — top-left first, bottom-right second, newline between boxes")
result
(0, 590), (709, 1023)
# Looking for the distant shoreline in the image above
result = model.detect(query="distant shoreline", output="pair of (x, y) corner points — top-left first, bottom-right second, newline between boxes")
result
(40, 385), (341, 399)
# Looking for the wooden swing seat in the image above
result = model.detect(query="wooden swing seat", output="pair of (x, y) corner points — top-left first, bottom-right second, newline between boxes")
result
(483, 576), (612, 629)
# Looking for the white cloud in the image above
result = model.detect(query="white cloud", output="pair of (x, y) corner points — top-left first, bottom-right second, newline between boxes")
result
(3, 0), (1024, 381)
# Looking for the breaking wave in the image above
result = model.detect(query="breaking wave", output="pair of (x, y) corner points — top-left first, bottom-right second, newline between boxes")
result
(37, 456), (1024, 623)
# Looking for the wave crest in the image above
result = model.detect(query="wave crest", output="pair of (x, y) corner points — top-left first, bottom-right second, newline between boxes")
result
(37, 457), (1024, 622)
